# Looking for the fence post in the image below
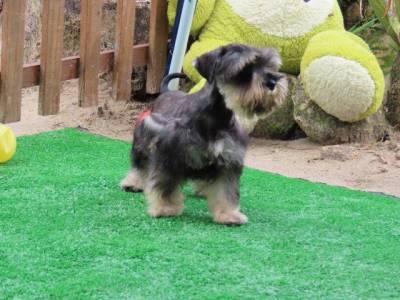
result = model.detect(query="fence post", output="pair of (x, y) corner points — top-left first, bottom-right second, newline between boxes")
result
(113, 0), (136, 102)
(0, 0), (27, 123)
(79, 0), (102, 107)
(146, 0), (168, 94)
(39, 0), (66, 115)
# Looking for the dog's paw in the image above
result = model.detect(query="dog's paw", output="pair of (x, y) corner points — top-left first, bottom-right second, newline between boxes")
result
(120, 170), (145, 193)
(213, 210), (248, 226)
(120, 175), (144, 193)
(148, 204), (184, 218)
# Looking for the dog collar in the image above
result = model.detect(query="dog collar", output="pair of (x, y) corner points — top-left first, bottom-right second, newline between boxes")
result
(136, 110), (152, 126)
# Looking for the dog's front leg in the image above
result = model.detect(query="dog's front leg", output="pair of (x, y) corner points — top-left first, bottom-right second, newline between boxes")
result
(144, 172), (184, 218)
(203, 175), (248, 225)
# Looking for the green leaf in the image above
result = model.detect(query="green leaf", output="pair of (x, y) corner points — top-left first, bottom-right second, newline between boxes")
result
(395, 0), (400, 19)
(350, 18), (378, 34)
(368, 0), (400, 45)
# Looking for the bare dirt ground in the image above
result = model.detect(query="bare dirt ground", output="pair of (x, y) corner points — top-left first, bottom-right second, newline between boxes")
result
(8, 78), (400, 198)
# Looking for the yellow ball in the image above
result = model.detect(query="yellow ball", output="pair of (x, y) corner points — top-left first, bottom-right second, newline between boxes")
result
(0, 124), (17, 163)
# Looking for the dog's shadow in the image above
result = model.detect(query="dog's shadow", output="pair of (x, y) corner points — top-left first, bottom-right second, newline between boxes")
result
(177, 212), (215, 226)
(176, 193), (216, 226)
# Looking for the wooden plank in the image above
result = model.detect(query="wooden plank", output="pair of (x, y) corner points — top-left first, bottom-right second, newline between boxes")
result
(39, 0), (65, 115)
(146, 0), (168, 94)
(21, 44), (149, 89)
(79, 0), (102, 107)
(113, 0), (136, 101)
(0, 0), (27, 123)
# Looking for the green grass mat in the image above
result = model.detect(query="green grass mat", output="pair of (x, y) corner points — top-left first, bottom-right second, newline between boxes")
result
(1, 129), (399, 299)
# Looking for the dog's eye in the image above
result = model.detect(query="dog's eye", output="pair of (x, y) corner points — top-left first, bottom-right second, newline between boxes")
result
(264, 73), (281, 91)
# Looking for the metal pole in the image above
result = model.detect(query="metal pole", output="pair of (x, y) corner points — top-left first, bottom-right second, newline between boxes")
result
(168, 0), (197, 90)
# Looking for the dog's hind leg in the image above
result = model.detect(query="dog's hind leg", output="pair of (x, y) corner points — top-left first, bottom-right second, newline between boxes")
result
(120, 167), (146, 193)
(145, 173), (184, 218)
(203, 175), (248, 225)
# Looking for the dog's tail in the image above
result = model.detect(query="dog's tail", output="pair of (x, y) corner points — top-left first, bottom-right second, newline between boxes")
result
(160, 73), (188, 94)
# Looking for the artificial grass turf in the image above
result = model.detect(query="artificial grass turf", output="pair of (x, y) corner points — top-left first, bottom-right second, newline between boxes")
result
(0, 129), (399, 299)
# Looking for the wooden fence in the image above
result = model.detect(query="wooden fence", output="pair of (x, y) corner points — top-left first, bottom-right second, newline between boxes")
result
(0, 0), (168, 123)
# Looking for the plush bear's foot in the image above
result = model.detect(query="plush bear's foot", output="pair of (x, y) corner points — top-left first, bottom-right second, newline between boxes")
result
(301, 31), (384, 122)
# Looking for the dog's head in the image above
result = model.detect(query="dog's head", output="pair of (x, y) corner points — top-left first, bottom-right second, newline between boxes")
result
(194, 44), (288, 132)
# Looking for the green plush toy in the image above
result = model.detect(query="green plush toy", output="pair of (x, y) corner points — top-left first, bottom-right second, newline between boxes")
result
(168, 0), (384, 123)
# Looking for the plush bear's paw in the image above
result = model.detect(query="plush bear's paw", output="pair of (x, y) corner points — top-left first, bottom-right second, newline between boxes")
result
(300, 31), (384, 122)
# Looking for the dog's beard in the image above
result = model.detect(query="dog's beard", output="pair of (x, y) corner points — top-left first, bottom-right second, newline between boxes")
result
(218, 76), (288, 133)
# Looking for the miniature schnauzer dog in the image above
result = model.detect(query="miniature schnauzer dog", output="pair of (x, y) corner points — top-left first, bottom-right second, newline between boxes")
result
(121, 44), (287, 225)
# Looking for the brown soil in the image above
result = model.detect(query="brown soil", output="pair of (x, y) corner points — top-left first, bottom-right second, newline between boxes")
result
(8, 79), (400, 198)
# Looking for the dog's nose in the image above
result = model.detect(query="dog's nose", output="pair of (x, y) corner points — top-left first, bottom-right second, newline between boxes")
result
(265, 77), (277, 91)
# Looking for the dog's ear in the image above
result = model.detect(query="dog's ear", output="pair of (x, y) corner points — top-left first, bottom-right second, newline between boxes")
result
(194, 47), (225, 83)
